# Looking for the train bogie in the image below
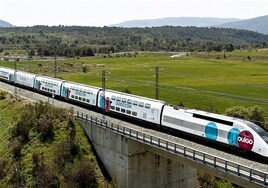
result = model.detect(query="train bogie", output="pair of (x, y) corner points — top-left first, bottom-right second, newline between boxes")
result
(61, 82), (100, 106)
(34, 76), (64, 96)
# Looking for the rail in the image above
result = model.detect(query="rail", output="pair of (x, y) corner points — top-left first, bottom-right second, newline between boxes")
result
(76, 112), (268, 187)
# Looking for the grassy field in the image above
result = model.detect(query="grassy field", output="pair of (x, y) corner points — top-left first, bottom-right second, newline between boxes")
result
(1, 50), (268, 120)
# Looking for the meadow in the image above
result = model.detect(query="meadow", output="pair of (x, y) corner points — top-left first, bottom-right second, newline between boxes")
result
(1, 50), (268, 120)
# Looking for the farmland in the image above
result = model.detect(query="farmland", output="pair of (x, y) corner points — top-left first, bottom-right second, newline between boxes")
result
(1, 50), (268, 120)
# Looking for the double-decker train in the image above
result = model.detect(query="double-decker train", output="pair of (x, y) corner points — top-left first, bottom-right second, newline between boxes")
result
(1, 66), (268, 158)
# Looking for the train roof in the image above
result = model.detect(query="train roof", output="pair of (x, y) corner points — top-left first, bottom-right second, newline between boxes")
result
(35, 75), (65, 82)
(63, 81), (101, 90)
(15, 70), (38, 76)
(0, 66), (16, 72)
(104, 88), (166, 104)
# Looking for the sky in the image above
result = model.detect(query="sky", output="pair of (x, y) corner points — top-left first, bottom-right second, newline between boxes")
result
(0, 0), (267, 27)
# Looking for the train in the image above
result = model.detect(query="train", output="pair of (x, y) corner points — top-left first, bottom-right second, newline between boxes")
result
(1, 66), (268, 158)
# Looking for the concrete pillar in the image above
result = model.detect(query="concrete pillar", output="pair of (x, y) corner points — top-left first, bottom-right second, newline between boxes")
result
(79, 119), (197, 188)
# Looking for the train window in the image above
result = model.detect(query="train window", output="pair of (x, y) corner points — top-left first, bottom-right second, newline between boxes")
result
(86, 99), (90, 103)
(127, 99), (132, 104)
(133, 101), (138, 106)
(71, 95), (74, 98)
(126, 110), (131, 115)
(122, 98), (127, 103)
(132, 111), (137, 116)
(139, 102), (144, 107)
(42, 87), (44, 90)
(145, 103), (151, 109)
(79, 97), (81, 101)
(111, 96), (116, 100)
(82, 98), (86, 102)
(111, 106), (115, 110)
(121, 109), (125, 113)
(116, 97), (121, 102)
(116, 107), (120, 111)
(75, 96), (78, 99)
(83, 91), (86, 93)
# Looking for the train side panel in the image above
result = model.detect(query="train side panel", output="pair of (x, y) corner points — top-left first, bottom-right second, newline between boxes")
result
(0, 67), (15, 83)
(15, 71), (37, 88)
(34, 76), (64, 96)
(98, 90), (165, 125)
(61, 82), (100, 106)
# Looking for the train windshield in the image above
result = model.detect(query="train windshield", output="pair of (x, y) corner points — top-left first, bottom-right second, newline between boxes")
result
(246, 122), (268, 144)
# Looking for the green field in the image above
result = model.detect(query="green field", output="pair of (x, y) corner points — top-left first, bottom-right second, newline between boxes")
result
(1, 50), (268, 120)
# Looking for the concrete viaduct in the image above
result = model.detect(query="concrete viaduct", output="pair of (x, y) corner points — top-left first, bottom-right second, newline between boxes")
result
(76, 113), (268, 188)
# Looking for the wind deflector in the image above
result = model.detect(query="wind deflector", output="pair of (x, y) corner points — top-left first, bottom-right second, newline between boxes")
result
(193, 113), (233, 126)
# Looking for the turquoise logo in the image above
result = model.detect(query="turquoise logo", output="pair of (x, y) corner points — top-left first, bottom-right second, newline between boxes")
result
(227, 128), (240, 146)
(205, 122), (218, 140)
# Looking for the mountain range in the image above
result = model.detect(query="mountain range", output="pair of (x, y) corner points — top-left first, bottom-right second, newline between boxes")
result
(111, 15), (268, 34)
(0, 20), (14, 28)
(1, 15), (268, 34)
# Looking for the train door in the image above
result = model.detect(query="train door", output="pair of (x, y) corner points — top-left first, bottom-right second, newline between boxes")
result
(152, 108), (159, 123)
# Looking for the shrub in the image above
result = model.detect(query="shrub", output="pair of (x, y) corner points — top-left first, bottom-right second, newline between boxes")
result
(54, 140), (79, 172)
(0, 160), (7, 179)
(82, 66), (88, 73)
(10, 137), (23, 159)
(0, 91), (6, 99)
(63, 157), (97, 188)
(225, 105), (265, 127)
(35, 114), (54, 141)
(32, 152), (59, 188)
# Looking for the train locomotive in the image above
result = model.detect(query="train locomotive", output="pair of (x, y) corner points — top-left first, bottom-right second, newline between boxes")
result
(1, 66), (268, 158)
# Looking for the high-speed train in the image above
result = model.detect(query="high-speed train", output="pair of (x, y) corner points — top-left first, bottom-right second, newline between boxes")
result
(1, 66), (268, 158)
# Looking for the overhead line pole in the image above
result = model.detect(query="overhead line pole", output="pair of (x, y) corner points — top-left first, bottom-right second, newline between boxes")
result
(102, 69), (106, 119)
(155, 66), (159, 100)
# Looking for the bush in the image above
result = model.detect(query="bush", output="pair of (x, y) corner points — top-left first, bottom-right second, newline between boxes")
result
(225, 105), (265, 127)
(0, 160), (7, 179)
(36, 114), (54, 141)
(54, 140), (79, 172)
(0, 91), (6, 99)
(63, 157), (97, 188)
(10, 137), (23, 159)
(32, 152), (59, 188)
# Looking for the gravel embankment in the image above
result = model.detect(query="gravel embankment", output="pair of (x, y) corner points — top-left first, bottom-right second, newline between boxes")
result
(1, 81), (268, 173)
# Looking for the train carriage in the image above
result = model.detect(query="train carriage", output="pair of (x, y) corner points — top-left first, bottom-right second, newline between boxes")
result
(161, 106), (268, 157)
(0, 67), (15, 83)
(15, 71), (37, 89)
(98, 90), (165, 125)
(61, 82), (101, 106)
(34, 76), (64, 96)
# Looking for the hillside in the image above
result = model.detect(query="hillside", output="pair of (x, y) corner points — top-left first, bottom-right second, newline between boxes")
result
(0, 92), (109, 187)
(0, 26), (268, 56)
(215, 15), (268, 34)
(111, 17), (240, 28)
(0, 19), (14, 28)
